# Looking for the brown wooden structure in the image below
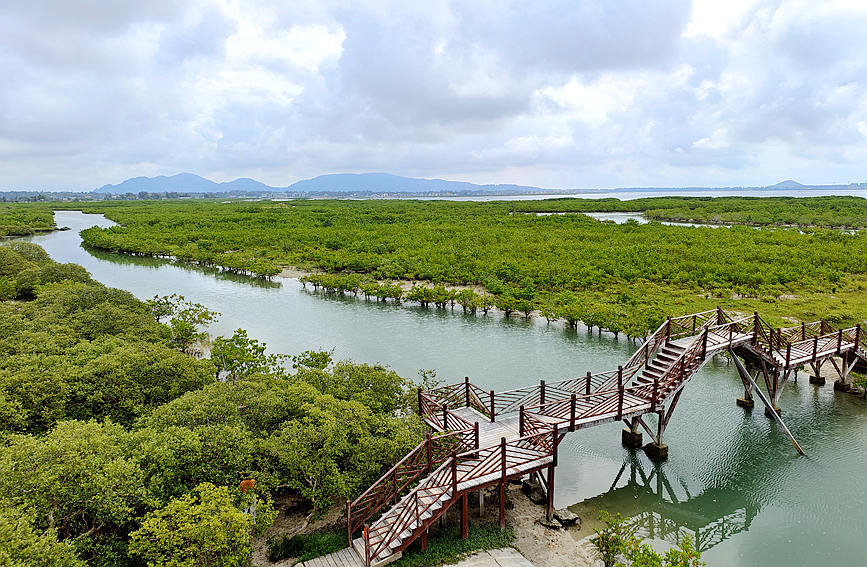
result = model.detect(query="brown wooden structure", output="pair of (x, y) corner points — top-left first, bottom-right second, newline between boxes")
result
(345, 308), (867, 566)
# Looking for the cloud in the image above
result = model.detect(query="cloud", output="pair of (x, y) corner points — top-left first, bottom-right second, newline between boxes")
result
(1, 0), (866, 189)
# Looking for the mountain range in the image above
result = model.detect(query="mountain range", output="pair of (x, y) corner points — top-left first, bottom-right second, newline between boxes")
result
(92, 172), (851, 195)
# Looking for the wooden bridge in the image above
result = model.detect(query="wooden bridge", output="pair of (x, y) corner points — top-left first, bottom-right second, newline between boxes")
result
(344, 309), (866, 566)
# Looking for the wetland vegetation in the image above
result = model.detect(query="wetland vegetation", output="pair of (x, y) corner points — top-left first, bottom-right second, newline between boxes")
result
(39, 196), (867, 336)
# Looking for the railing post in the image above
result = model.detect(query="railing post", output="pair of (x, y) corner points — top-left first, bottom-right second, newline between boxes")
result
(500, 437), (507, 480)
(617, 383), (624, 421)
(785, 344), (791, 369)
(392, 469), (398, 505)
(692, 314), (696, 334)
(837, 329), (843, 354)
(519, 405), (525, 437)
(585, 371), (591, 394)
(855, 325), (861, 348)
(489, 390), (495, 423)
(570, 394), (576, 432)
(617, 367), (624, 420)
(540, 380), (546, 411)
(474, 421), (480, 451)
(464, 376), (470, 407)
(364, 524), (370, 567)
(442, 404), (448, 429)
(346, 500), (352, 546)
(643, 341), (649, 368)
(552, 423), (559, 467)
(753, 311), (759, 342)
(417, 387), (423, 416)
(426, 433), (432, 473)
(812, 336), (818, 362)
(665, 316), (672, 344)
(801, 322), (806, 341)
(701, 328), (708, 359)
(717, 305), (725, 325)
(777, 328), (783, 351)
(651, 376), (658, 410)
(451, 453), (458, 500)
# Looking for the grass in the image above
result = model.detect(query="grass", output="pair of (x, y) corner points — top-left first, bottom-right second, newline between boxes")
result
(266, 522), (515, 566)
(267, 528), (346, 563)
(391, 522), (515, 567)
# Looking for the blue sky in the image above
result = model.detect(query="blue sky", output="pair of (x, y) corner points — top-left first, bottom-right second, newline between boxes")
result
(2, 0), (866, 190)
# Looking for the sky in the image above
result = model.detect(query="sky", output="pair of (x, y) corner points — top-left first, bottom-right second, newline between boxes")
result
(2, 0), (867, 191)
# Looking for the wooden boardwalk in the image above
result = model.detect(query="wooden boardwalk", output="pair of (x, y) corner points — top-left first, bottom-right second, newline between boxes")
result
(342, 309), (865, 566)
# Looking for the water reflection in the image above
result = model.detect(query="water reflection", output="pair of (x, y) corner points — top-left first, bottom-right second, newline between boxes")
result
(83, 246), (282, 289)
(584, 454), (757, 553)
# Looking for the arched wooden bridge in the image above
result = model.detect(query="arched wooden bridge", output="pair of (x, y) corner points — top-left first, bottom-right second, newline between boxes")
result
(344, 309), (866, 566)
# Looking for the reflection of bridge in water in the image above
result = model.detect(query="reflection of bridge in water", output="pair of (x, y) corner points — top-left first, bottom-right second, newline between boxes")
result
(581, 454), (758, 553)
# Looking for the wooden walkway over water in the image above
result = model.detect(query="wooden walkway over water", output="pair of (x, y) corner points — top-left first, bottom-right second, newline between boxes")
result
(334, 309), (866, 566)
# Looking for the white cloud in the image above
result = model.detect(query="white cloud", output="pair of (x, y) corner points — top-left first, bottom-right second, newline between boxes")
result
(1, 0), (867, 189)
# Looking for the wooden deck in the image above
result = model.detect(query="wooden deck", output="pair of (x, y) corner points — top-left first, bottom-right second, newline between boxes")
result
(299, 546), (364, 567)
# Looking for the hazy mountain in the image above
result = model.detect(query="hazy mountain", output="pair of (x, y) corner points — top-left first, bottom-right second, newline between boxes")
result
(94, 173), (280, 194)
(93, 172), (550, 195)
(286, 172), (547, 194)
(770, 179), (806, 189)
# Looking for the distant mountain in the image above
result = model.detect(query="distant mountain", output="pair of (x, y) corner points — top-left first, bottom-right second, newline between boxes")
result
(287, 172), (546, 194)
(94, 173), (281, 194)
(93, 172), (552, 195)
(770, 179), (806, 189)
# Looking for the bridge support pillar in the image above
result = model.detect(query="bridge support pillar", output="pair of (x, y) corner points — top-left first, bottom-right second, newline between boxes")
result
(736, 397), (755, 409)
(545, 464), (555, 522)
(764, 405), (782, 418)
(834, 380), (852, 392)
(644, 442), (668, 460)
(622, 429), (642, 448)
(478, 489), (484, 516)
(460, 493), (469, 539)
(809, 359), (825, 385)
(498, 481), (506, 529)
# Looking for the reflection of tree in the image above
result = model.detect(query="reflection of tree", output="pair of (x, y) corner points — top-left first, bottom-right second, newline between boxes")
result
(584, 454), (758, 553)
(84, 246), (281, 289)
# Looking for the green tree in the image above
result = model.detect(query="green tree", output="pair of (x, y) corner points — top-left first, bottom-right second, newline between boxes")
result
(0, 506), (84, 567)
(129, 482), (274, 567)
(211, 329), (286, 382)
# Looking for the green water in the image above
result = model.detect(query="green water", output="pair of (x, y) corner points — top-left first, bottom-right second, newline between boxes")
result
(23, 211), (867, 566)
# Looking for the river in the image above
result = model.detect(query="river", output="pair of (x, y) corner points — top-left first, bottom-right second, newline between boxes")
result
(20, 210), (867, 567)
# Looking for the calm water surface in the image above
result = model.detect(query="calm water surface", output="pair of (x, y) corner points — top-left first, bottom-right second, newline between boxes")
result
(23, 211), (867, 567)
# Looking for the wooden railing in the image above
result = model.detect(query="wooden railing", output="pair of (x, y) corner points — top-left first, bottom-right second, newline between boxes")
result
(347, 429), (474, 543)
(362, 430), (556, 564)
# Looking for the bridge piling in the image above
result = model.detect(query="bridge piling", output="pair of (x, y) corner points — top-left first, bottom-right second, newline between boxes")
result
(622, 416), (643, 448)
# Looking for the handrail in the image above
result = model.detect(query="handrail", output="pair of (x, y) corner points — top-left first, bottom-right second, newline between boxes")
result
(347, 429), (471, 542)
(363, 429), (555, 564)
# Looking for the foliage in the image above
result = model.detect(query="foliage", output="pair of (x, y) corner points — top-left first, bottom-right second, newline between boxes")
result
(0, 421), (154, 543)
(0, 241), (425, 566)
(0, 205), (56, 236)
(267, 528), (346, 562)
(56, 198), (866, 333)
(590, 512), (705, 567)
(0, 506), (85, 567)
(145, 294), (220, 355)
(211, 328), (287, 382)
(128, 482), (274, 567)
